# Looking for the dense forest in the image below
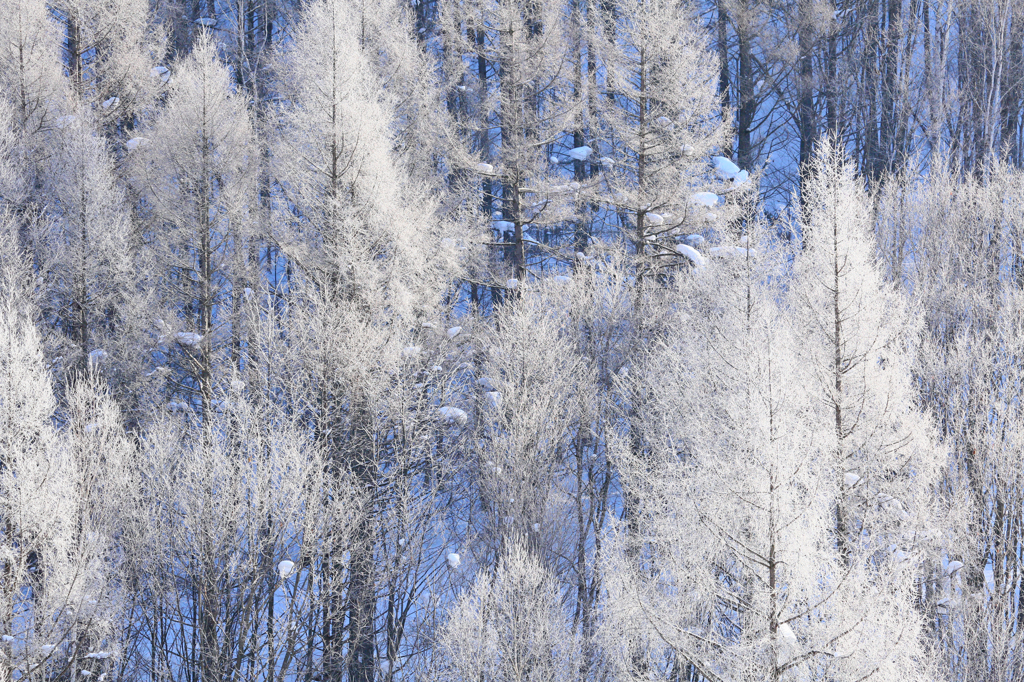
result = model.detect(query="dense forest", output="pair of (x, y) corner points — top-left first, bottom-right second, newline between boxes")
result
(1, 0), (1023, 679)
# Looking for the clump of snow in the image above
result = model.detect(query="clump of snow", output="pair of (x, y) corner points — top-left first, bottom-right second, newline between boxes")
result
(681, 144), (694, 156)
(151, 66), (170, 83)
(230, 379), (245, 392)
(549, 155), (559, 165)
(705, 213), (718, 222)
(88, 348), (108, 364)
(691, 192), (719, 207)
(478, 377), (496, 391)
(945, 560), (964, 575)
(778, 622), (797, 645)
(126, 137), (149, 151)
(102, 97), (120, 110)
(39, 645), (55, 654)
(506, 278), (519, 290)
(194, 16), (216, 26)
(398, 538), (406, 547)
(646, 213), (664, 226)
(84, 423), (100, 434)
(567, 146), (593, 161)
(532, 523), (540, 532)
(484, 392), (501, 409)
(844, 472), (860, 487)
(175, 332), (202, 346)
(439, 406), (468, 426)
(552, 275), (571, 284)
(278, 560), (296, 578)
(446, 552), (461, 569)
(494, 220), (514, 232)
(713, 156), (741, 179)
(475, 162), (494, 174)
(733, 170), (750, 186)
(80, 670), (92, 677)
(401, 346), (421, 358)
(676, 244), (706, 267)
(84, 652), (111, 660)
(685, 234), (705, 246)
(421, 322), (435, 329)
(600, 156), (614, 167)
(2, 635), (13, 643)
(447, 326), (462, 339)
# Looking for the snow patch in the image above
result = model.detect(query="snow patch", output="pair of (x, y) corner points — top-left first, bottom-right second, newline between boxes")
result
(447, 326), (462, 339)
(475, 163), (494, 174)
(278, 560), (296, 578)
(439, 406), (468, 426)
(691, 192), (719, 207)
(446, 552), (461, 569)
(676, 244), (706, 267)
(175, 332), (202, 346)
(126, 137), (149, 151)
(713, 156), (741, 179)
(567, 146), (593, 161)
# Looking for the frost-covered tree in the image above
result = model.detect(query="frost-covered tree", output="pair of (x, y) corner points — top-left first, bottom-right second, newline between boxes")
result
(464, 279), (588, 564)
(794, 141), (945, 566)
(132, 36), (257, 416)
(125, 403), (354, 682)
(588, 0), (736, 270)
(270, 0), (462, 678)
(52, 0), (160, 125)
(875, 162), (1024, 682)
(436, 541), (580, 682)
(441, 0), (582, 280)
(34, 112), (146, 385)
(0, 229), (131, 682)
(601, 220), (942, 681)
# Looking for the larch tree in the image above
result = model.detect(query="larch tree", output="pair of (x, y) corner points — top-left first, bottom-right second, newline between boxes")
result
(601, 214), (941, 681)
(34, 111), (145, 394)
(794, 141), (945, 570)
(131, 35), (258, 417)
(271, 0), (462, 678)
(441, 0), (581, 281)
(589, 0), (735, 272)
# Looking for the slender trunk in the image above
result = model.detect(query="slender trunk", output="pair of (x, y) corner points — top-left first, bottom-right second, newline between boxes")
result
(797, 0), (817, 188)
